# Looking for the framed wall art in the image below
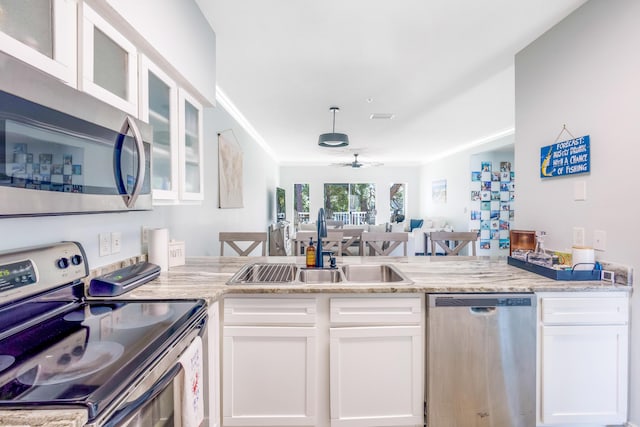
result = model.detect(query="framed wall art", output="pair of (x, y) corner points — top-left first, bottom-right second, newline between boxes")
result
(218, 129), (244, 208)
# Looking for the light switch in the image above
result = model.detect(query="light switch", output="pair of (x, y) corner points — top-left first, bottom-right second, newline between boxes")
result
(574, 181), (586, 201)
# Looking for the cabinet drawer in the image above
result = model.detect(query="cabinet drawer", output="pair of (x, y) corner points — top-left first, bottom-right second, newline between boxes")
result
(541, 296), (628, 325)
(330, 297), (422, 325)
(224, 298), (317, 325)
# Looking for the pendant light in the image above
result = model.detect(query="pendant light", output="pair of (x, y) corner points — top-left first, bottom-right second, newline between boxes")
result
(318, 106), (349, 147)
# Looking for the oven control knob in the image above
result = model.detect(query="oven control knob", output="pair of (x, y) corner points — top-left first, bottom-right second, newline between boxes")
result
(56, 257), (70, 269)
(71, 254), (83, 265)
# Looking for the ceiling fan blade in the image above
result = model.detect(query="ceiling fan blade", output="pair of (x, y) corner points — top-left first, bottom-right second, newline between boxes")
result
(329, 153), (383, 168)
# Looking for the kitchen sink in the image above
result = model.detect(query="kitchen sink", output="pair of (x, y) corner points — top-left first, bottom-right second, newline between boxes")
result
(298, 268), (343, 283)
(341, 264), (411, 283)
(227, 262), (412, 285)
(227, 263), (298, 284)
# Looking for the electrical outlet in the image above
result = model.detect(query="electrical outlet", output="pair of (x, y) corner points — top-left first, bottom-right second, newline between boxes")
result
(99, 233), (111, 256)
(572, 227), (585, 246)
(141, 227), (150, 253)
(593, 229), (606, 251)
(111, 232), (122, 254)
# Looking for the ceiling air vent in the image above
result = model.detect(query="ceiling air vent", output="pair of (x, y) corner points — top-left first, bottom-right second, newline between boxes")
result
(369, 113), (395, 120)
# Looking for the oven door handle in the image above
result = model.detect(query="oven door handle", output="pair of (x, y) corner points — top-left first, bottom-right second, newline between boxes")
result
(102, 363), (182, 427)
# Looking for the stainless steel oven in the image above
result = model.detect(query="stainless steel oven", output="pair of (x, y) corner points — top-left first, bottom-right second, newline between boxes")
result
(0, 242), (208, 426)
(0, 51), (152, 216)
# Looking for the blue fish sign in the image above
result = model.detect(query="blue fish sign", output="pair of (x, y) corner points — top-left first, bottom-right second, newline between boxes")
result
(540, 135), (590, 178)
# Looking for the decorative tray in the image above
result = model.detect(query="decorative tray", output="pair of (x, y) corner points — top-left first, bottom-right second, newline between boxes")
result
(507, 256), (601, 281)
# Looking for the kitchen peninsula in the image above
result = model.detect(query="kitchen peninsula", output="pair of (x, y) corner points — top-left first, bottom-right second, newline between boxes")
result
(108, 255), (630, 300)
(1, 256), (630, 427)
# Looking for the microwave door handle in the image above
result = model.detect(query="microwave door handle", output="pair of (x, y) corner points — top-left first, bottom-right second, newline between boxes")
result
(102, 363), (183, 427)
(114, 116), (146, 208)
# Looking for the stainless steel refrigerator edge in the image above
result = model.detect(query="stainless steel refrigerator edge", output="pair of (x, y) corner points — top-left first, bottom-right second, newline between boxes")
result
(0, 51), (152, 216)
(427, 293), (536, 427)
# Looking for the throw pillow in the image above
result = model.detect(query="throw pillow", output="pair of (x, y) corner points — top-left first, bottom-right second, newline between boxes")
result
(409, 219), (424, 231)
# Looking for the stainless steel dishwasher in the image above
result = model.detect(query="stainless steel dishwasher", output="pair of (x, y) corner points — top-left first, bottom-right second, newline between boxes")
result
(426, 293), (536, 427)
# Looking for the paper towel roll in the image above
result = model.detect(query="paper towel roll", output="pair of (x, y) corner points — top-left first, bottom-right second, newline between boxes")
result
(148, 228), (169, 272)
(572, 246), (595, 270)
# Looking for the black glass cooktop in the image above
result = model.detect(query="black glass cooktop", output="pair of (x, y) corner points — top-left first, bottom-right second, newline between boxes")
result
(0, 297), (205, 416)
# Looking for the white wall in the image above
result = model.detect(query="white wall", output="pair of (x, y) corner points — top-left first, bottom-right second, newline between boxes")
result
(420, 136), (514, 256)
(515, 0), (639, 421)
(279, 165), (421, 225)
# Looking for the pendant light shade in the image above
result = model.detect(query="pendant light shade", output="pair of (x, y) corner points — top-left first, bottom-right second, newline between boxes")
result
(318, 107), (349, 147)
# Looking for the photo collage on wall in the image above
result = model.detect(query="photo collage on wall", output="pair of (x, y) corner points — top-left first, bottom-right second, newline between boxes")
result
(10, 143), (84, 193)
(469, 161), (514, 250)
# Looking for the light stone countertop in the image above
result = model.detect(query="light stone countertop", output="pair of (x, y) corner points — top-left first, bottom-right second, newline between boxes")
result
(116, 255), (630, 305)
(0, 409), (87, 427)
(3, 256), (630, 426)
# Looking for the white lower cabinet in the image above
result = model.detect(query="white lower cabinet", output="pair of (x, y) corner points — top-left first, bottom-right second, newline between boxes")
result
(222, 298), (318, 426)
(222, 294), (424, 427)
(329, 326), (423, 427)
(329, 296), (424, 427)
(536, 292), (629, 426)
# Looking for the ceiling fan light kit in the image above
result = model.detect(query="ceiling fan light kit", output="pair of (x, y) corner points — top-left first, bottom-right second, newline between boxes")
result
(318, 106), (349, 147)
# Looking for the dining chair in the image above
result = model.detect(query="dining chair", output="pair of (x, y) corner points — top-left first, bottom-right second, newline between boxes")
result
(361, 232), (408, 256)
(340, 228), (364, 256)
(293, 231), (343, 256)
(293, 231), (316, 255)
(429, 231), (478, 256)
(219, 232), (268, 256)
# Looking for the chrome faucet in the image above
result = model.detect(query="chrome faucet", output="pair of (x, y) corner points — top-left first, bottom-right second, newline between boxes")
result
(316, 208), (328, 267)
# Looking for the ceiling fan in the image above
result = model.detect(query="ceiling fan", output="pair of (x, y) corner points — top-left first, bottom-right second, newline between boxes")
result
(331, 153), (383, 168)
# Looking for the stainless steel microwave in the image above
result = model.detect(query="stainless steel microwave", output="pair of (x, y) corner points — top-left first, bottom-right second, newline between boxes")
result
(0, 52), (152, 216)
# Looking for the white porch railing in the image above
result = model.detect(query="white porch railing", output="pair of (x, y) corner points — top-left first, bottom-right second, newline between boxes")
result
(331, 211), (369, 225)
(296, 211), (371, 225)
(296, 212), (311, 224)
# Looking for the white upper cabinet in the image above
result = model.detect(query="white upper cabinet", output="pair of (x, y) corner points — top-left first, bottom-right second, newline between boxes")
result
(178, 90), (204, 201)
(81, 3), (138, 116)
(140, 56), (179, 201)
(140, 57), (204, 203)
(0, 0), (77, 85)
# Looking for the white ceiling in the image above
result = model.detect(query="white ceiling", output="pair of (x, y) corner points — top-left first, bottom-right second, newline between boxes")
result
(196, 0), (587, 166)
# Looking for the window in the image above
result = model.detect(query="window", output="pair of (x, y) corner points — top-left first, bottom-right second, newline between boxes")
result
(390, 183), (406, 222)
(293, 183), (310, 224)
(324, 183), (376, 225)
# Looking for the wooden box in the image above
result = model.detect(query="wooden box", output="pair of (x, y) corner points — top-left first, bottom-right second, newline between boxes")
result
(509, 230), (536, 256)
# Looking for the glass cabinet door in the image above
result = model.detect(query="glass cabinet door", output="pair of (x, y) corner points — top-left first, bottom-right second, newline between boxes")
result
(140, 57), (178, 201)
(0, 0), (77, 85)
(179, 90), (204, 200)
(81, 4), (137, 115)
